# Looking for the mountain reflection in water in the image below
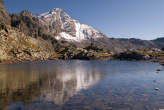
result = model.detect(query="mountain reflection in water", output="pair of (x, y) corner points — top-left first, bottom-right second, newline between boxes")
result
(1, 61), (164, 110)
(0, 60), (107, 109)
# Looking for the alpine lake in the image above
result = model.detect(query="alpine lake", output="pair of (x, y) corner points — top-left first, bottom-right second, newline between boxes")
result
(0, 60), (164, 110)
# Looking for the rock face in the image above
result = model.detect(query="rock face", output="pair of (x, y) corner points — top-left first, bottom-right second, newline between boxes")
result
(38, 8), (105, 42)
(0, 24), (57, 63)
(10, 10), (49, 38)
(0, 2), (60, 63)
(10, 10), (77, 53)
(0, 0), (10, 24)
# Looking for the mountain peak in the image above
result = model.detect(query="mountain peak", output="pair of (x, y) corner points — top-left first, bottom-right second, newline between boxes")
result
(38, 8), (104, 42)
(51, 8), (63, 12)
(49, 8), (63, 14)
(38, 8), (70, 19)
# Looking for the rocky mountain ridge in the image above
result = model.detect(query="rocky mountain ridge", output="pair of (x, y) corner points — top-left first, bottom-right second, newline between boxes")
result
(1, 0), (164, 63)
(38, 8), (105, 42)
(9, 7), (164, 53)
(37, 8), (164, 52)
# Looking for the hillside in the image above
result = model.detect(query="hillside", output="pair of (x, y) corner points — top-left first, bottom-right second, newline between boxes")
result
(0, 0), (164, 63)
(0, 0), (58, 63)
(0, 23), (57, 63)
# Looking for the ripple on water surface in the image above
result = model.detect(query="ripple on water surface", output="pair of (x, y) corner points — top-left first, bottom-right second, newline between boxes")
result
(0, 60), (164, 110)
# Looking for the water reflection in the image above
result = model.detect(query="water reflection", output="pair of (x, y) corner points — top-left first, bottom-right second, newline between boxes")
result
(1, 61), (164, 110)
(40, 64), (103, 104)
(0, 60), (106, 109)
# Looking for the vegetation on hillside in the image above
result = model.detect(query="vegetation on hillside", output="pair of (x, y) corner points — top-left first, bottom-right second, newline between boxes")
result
(0, 23), (59, 63)
(1, 0), (164, 63)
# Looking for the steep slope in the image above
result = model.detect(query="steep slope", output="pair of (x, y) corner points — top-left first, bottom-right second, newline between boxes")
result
(10, 10), (77, 52)
(10, 10), (49, 38)
(0, 0), (10, 24)
(152, 37), (164, 48)
(0, 1), (59, 63)
(0, 23), (57, 63)
(38, 8), (105, 42)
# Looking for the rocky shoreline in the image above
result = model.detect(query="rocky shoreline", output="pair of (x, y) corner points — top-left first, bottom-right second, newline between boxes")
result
(1, 47), (164, 67)
(0, 45), (113, 64)
(113, 48), (164, 66)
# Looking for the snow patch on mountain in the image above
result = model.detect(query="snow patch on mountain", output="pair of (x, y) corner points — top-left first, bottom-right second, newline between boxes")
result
(60, 32), (78, 41)
(38, 8), (105, 42)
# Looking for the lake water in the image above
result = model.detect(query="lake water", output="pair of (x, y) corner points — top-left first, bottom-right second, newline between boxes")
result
(0, 60), (164, 110)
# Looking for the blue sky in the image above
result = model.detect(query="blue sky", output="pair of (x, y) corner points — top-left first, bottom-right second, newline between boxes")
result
(4, 0), (164, 40)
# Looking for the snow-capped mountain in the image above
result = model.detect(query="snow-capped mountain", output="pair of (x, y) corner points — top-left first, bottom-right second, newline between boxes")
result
(38, 8), (105, 42)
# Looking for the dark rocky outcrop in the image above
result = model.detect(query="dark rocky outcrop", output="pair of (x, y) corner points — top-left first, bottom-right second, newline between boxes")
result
(10, 10), (49, 38)
(114, 51), (145, 60)
(113, 49), (164, 62)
